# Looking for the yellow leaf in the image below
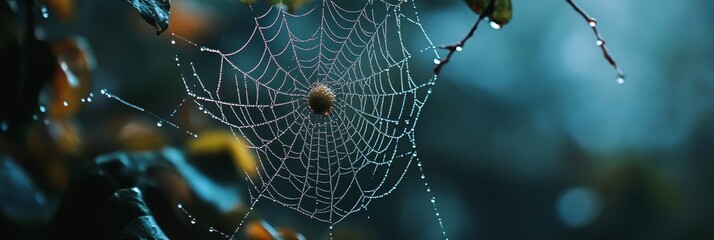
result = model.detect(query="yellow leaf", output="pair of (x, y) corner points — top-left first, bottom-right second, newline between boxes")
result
(187, 130), (258, 179)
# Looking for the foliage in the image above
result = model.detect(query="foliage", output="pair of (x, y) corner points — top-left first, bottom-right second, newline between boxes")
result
(464, 0), (512, 27)
(126, 0), (171, 35)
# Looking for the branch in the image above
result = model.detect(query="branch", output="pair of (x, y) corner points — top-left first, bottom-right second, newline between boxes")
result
(433, 0), (496, 75)
(565, 0), (625, 83)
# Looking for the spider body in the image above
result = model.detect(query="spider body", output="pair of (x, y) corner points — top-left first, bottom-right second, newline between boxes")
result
(307, 83), (336, 116)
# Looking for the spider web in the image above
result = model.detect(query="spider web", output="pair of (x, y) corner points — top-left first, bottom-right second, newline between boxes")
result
(170, 0), (445, 236)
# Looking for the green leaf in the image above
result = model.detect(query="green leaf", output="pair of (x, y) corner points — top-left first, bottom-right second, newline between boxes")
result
(125, 0), (170, 35)
(464, 0), (512, 27)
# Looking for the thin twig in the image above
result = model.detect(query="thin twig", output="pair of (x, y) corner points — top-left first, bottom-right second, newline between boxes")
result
(565, 0), (625, 81)
(433, 0), (496, 75)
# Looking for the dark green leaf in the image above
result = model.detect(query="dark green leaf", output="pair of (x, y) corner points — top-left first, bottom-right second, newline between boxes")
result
(464, 0), (512, 27)
(126, 0), (170, 35)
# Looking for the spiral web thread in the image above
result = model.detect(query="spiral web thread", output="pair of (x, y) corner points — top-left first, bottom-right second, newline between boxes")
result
(169, 0), (448, 238)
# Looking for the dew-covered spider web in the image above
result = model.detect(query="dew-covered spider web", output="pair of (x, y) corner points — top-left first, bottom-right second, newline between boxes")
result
(153, 0), (445, 238)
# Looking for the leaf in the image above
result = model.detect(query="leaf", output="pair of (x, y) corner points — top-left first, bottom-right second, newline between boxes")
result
(102, 188), (170, 240)
(245, 220), (305, 240)
(45, 0), (76, 22)
(464, 0), (512, 27)
(125, 0), (170, 35)
(49, 37), (95, 120)
(187, 130), (258, 179)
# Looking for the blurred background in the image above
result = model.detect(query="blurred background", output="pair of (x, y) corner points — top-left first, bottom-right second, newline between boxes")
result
(1, 0), (713, 239)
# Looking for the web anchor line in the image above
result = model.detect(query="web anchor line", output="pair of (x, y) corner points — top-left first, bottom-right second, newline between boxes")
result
(99, 89), (199, 138)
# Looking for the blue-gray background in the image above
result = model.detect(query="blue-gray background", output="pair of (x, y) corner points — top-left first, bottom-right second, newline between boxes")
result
(43, 0), (714, 239)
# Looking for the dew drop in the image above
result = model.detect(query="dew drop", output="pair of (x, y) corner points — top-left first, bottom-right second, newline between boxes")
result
(43, 119), (50, 125)
(175, 57), (179, 62)
(417, 162), (422, 167)
(171, 39), (176, 45)
(209, 227), (215, 232)
(431, 197), (436, 203)
(89, 93), (94, 97)
(190, 219), (196, 224)
(617, 75), (625, 84)
(329, 226), (333, 230)
(455, 46), (463, 52)
(421, 174), (425, 179)
(200, 46), (207, 51)
(427, 89), (432, 94)
(32, 114), (38, 120)
(39, 105), (46, 113)
(588, 20), (597, 27)
(489, 21), (502, 30)
(87, 97), (92, 102)
(100, 89), (107, 94)
(427, 188), (431, 192)
(63, 101), (69, 107)
(41, 6), (48, 18)
(1, 121), (8, 132)
(81, 98), (86, 103)
(412, 152), (417, 157)
(156, 121), (163, 127)
(596, 40), (604, 46)
(177, 203), (183, 209)
(433, 58), (441, 65)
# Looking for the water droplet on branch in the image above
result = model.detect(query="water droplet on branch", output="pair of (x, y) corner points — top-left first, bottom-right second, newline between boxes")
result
(616, 75), (625, 84)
